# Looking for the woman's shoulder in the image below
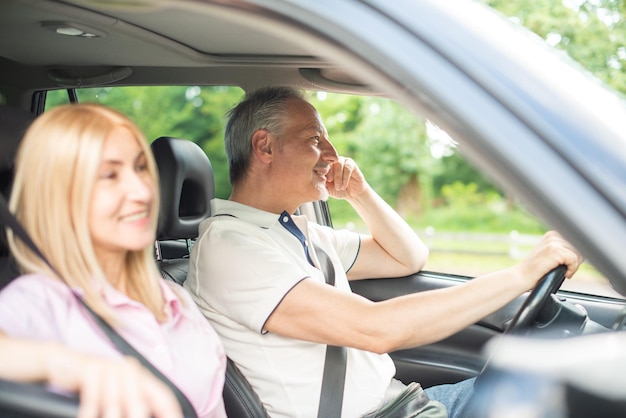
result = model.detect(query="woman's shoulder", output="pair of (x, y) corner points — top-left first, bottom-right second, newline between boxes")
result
(0, 272), (70, 300)
(0, 273), (76, 339)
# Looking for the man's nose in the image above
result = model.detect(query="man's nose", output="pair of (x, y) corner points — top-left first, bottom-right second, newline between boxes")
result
(320, 137), (339, 162)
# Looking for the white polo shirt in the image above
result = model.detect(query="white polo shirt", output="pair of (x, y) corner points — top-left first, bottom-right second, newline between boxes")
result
(185, 199), (396, 418)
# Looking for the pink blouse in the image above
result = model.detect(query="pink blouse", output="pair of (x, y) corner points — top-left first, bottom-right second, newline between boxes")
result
(0, 273), (227, 418)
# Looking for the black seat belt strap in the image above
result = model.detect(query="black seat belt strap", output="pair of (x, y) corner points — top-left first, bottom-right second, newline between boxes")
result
(77, 300), (197, 418)
(0, 194), (198, 418)
(314, 245), (348, 418)
(0, 195), (50, 273)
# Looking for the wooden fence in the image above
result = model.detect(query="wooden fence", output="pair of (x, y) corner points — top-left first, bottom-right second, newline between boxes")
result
(421, 228), (542, 259)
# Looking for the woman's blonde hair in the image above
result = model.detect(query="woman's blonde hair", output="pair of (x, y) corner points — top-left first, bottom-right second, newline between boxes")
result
(8, 103), (166, 323)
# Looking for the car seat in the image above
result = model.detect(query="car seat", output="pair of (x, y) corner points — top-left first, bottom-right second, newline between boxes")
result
(151, 136), (214, 285)
(0, 105), (36, 289)
(150, 136), (269, 418)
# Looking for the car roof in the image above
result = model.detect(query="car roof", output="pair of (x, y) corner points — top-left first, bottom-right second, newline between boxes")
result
(0, 0), (377, 94)
(1, 0), (626, 292)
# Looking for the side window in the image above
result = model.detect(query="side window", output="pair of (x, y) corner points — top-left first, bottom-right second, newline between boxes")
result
(45, 86), (244, 200)
(309, 92), (620, 299)
(40, 86), (619, 299)
(44, 90), (72, 109)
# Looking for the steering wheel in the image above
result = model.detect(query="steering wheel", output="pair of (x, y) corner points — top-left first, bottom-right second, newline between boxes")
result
(474, 265), (568, 388)
(505, 265), (567, 335)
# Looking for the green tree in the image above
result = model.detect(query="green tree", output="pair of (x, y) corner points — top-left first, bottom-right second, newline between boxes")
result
(433, 152), (498, 199)
(484, 0), (626, 95)
(73, 85), (243, 199)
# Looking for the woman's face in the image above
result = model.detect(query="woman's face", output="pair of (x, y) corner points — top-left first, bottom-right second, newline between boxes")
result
(89, 126), (156, 262)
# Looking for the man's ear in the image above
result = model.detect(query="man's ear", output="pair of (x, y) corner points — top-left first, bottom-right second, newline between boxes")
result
(251, 129), (273, 163)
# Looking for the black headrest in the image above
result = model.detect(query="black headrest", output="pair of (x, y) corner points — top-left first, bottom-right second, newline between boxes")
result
(0, 105), (36, 198)
(151, 136), (214, 241)
(0, 105), (37, 284)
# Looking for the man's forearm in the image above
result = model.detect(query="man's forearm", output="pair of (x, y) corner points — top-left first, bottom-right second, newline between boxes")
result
(347, 185), (429, 275)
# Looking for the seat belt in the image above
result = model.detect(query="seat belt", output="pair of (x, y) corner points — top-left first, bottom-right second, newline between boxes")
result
(314, 245), (348, 418)
(216, 210), (351, 416)
(0, 194), (198, 418)
(76, 301), (198, 418)
(278, 211), (348, 416)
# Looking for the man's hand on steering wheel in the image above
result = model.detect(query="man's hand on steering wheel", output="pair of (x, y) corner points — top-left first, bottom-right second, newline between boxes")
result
(516, 231), (582, 290)
(506, 231), (583, 334)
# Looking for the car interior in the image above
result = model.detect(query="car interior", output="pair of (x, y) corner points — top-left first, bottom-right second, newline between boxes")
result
(1, 0), (626, 417)
(151, 136), (215, 283)
(1, 93), (623, 417)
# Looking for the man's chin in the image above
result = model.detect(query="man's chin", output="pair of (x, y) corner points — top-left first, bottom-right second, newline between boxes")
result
(318, 188), (329, 202)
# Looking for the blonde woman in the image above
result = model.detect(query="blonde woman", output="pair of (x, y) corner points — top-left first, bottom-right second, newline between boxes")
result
(0, 104), (227, 418)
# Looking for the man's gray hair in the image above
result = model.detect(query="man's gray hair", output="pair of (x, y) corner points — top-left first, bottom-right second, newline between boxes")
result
(225, 86), (306, 185)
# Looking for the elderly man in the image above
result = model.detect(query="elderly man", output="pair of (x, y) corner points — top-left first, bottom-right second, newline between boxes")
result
(185, 86), (581, 418)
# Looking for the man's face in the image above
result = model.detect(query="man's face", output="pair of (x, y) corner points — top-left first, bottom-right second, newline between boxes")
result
(272, 98), (339, 205)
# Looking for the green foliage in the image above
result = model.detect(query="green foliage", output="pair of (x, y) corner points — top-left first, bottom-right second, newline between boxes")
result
(433, 153), (498, 197)
(484, 0), (626, 96)
(441, 182), (488, 207)
(327, 199), (363, 229)
(418, 205), (546, 234)
(418, 181), (547, 234)
(309, 92), (363, 136)
(353, 98), (428, 202)
(46, 86), (243, 199)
